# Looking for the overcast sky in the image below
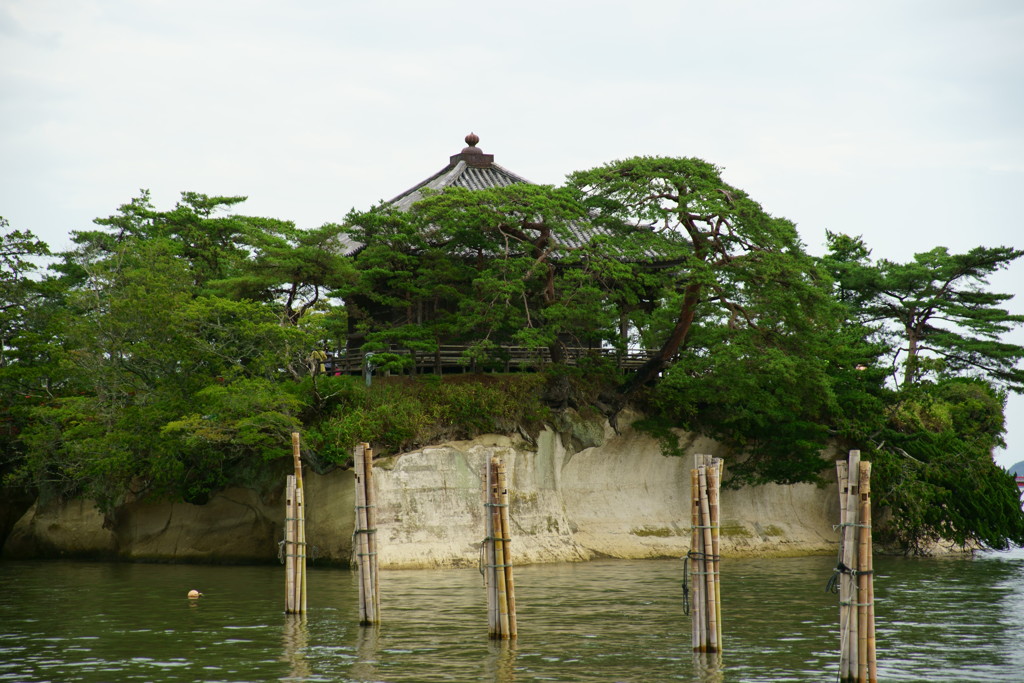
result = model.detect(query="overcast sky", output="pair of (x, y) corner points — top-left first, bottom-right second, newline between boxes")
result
(2, 1), (1022, 467)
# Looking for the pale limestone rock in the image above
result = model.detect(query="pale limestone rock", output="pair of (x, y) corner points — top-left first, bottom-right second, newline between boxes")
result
(113, 487), (280, 562)
(3, 499), (116, 558)
(2, 417), (841, 565)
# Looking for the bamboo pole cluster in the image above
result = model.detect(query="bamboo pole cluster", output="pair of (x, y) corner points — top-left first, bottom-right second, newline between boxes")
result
(353, 442), (380, 625)
(688, 454), (723, 653)
(482, 455), (517, 639)
(835, 450), (877, 683)
(284, 432), (307, 614)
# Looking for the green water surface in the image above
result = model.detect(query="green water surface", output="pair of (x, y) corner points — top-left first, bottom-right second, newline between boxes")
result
(1, 551), (1022, 682)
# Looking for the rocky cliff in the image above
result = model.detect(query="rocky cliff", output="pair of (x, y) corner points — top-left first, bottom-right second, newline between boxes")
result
(2, 412), (840, 566)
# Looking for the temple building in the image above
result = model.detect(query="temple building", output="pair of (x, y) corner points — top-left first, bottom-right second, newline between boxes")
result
(331, 133), (659, 376)
(341, 133), (530, 256)
(389, 133), (530, 210)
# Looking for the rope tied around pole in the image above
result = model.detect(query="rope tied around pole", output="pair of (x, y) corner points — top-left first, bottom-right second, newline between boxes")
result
(278, 539), (315, 564)
(681, 549), (722, 616)
(279, 538), (320, 564)
(825, 561), (874, 594)
(687, 549), (721, 561)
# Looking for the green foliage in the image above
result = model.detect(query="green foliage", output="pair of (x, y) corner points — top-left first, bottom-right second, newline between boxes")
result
(638, 322), (848, 486)
(568, 156), (838, 398)
(568, 157), (855, 485)
(824, 233), (1024, 390)
(0, 216), (50, 279)
(4, 169), (1024, 556)
(7, 204), (328, 508)
(57, 190), (255, 292)
(301, 374), (549, 466)
(210, 221), (354, 325)
(871, 379), (1024, 553)
(342, 184), (630, 364)
(820, 234), (1024, 551)
(163, 379), (304, 458)
(0, 218), (55, 474)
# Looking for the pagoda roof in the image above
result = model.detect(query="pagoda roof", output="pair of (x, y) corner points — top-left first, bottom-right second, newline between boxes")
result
(341, 133), (673, 263)
(340, 133), (531, 255)
(388, 133), (530, 211)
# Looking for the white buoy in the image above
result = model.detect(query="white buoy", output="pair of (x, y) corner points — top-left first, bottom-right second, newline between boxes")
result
(187, 589), (203, 599)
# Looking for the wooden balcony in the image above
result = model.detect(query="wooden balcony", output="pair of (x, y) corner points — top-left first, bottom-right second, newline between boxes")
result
(320, 344), (657, 375)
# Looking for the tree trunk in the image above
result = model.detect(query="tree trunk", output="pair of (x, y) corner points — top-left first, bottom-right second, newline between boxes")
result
(619, 282), (701, 397)
(903, 324), (919, 388)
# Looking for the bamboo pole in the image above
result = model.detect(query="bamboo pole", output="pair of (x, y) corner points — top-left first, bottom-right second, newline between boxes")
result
(690, 467), (704, 651)
(708, 459), (723, 652)
(698, 466), (718, 653)
(296, 486), (307, 614)
(496, 457), (517, 638)
(353, 444), (367, 622)
(858, 460), (876, 683)
(484, 457), (497, 636)
(491, 457), (510, 638)
(700, 452), (714, 653)
(354, 443), (375, 624)
(701, 455), (709, 652)
(836, 450), (868, 682)
(843, 450), (860, 681)
(833, 450), (878, 683)
(856, 462), (869, 681)
(363, 443), (380, 623)
(866, 500), (877, 683)
(292, 433), (306, 615)
(483, 456), (517, 639)
(688, 454), (724, 653)
(835, 460), (849, 678)
(285, 473), (296, 613)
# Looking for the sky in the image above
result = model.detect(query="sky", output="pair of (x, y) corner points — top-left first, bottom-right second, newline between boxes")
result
(2, 1), (1022, 467)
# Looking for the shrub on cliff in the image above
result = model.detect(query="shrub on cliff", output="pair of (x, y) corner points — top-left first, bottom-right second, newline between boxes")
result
(299, 373), (550, 468)
(870, 379), (1024, 553)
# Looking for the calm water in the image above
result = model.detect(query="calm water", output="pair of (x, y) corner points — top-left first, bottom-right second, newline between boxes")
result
(1, 550), (1023, 682)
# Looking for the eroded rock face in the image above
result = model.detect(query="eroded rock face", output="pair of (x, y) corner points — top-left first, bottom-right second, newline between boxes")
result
(111, 488), (282, 563)
(2, 475), (360, 565)
(2, 499), (116, 560)
(2, 414), (840, 566)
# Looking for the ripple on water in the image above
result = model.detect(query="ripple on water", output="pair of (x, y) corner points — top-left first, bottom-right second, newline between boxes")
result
(1, 556), (1023, 681)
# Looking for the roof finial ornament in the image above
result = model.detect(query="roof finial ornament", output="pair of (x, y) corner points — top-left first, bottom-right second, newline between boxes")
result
(450, 132), (493, 167)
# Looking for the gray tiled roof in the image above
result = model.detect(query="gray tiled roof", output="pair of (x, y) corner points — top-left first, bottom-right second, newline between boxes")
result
(342, 136), (669, 262)
(341, 139), (532, 255)
(388, 160), (530, 211)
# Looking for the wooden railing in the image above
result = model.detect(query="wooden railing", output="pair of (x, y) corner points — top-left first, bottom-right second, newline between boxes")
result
(320, 344), (657, 375)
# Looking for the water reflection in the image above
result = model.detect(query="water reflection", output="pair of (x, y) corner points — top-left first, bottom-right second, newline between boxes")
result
(3, 554), (1024, 682)
(352, 625), (380, 682)
(482, 640), (518, 682)
(281, 615), (310, 681)
(692, 651), (724, 683)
